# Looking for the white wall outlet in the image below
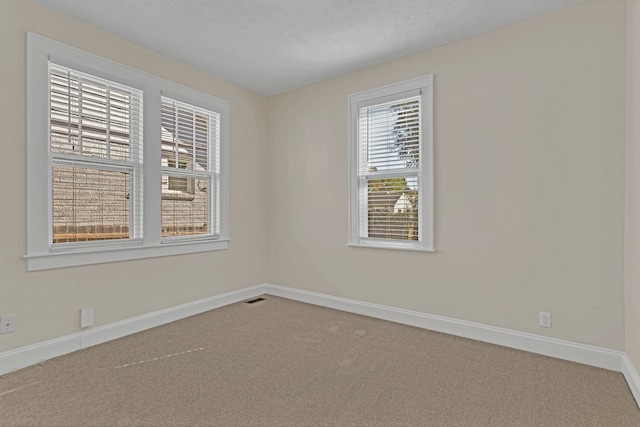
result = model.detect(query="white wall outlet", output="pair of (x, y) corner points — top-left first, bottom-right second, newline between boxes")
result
(539, 311), (552, 328)
(0, 315), (16, 334)
(80, 306), (94, 328)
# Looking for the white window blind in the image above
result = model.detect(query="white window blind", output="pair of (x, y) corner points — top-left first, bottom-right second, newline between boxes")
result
(49, 63), (143, 247)
(160, 97), (220, 240)
(357, 96), (421, 242)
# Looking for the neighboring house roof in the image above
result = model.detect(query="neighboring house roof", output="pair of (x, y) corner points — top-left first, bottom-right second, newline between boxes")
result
(369, 190), (402, 212)
(394, 193), (412, 213)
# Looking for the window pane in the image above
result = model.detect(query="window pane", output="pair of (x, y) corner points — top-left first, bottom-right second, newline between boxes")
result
(161, 98), (218, 173)
(50, 64), (142, 162)
(357, 94), (422, 242)
(365, 176), (419, 240)
(358, 97), (420, 174)
(52, 166), (131, 243)
(162, 175), (210, 237)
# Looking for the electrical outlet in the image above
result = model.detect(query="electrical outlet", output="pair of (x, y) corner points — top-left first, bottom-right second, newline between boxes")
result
(80, 306), (94, 328)
(539, 311), (552, 328)
(0, 315), (16, 334)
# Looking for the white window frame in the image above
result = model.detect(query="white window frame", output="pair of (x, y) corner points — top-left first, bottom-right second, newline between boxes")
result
(26, 33), (230, 271)
(159, 95), (220, 242)
(348, 75), (434, 252)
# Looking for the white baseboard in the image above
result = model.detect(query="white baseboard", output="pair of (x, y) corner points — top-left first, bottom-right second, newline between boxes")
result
(622, 354), (640, 408)
(0, 281), (630, 394)
(264, 283), (624, 372)
(0, 284), (267, 376)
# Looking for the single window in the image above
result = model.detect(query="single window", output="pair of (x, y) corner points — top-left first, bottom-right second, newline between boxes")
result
(348, 76), (434, 251)
(160, 97), (220, 239)
(27, 33), (229, 271)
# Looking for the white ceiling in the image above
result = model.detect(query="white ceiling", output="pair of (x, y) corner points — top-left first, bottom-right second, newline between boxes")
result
(33, 0), (584, 96)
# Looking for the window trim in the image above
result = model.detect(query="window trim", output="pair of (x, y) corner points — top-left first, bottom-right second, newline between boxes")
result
(347, 75), (434, 252)
(26, 33), (229, 271)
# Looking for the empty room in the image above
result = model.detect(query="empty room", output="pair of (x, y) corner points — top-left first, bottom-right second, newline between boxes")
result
(1, 0), (640, 425)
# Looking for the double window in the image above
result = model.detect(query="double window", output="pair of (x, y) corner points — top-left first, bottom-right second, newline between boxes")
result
(348, 76), (434, 251)
(27, 34), (229, 271)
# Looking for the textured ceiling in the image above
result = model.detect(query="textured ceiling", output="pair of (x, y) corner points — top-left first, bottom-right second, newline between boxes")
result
(33, 0), (584, 96)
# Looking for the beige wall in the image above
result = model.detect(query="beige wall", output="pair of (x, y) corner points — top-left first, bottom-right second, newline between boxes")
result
(267, 0), (627, 350)
(627, 0), (640, 371)
(0, 0), (268, 351)
(0, 0), (632, 357)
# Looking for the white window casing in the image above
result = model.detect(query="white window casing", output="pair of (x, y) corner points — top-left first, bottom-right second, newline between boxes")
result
(26, 33), (229, 271)
(348, 75), (434, 251)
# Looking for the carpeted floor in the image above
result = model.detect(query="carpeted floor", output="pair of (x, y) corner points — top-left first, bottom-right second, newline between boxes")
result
(1, 296), (639, 426)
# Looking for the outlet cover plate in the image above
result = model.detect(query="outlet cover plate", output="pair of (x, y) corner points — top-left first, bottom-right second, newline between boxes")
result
(0, 315), (16, 333)
(80, 306), (94, 328)
(539, 311), (552, 328)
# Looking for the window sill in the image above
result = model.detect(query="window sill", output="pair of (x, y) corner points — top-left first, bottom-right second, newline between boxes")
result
(25, 239), (229, 271)
(347, 241), (435, 253)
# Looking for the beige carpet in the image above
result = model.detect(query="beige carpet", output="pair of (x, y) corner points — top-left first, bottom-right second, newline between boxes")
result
(0, 296), (638, 426)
